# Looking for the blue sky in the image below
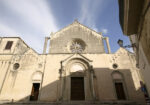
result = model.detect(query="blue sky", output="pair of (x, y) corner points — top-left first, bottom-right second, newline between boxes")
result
(0, 0), (131, 53)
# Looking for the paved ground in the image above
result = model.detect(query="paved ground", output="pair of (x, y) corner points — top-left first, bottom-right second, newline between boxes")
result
(0, 101), (146, 105)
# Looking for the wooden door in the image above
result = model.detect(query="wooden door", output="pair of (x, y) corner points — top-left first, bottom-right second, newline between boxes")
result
(71, 77), (85, 100)
(30, 83), (40, 101)
(115, 82), (126, 100)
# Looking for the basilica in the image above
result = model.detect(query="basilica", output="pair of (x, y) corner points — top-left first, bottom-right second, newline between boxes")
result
(0, 21), (145, 104)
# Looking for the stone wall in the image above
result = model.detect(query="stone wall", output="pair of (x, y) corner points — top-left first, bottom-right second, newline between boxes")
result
(39, 49), (144, 102)
(0, 48), (145, 103)
(49, 22), (105, 54)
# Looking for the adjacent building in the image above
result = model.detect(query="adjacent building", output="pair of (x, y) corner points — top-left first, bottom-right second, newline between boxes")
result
(118, 0), (150, 97)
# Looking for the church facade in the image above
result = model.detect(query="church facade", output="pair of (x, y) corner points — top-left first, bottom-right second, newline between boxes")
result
(0, 21), (145, 104)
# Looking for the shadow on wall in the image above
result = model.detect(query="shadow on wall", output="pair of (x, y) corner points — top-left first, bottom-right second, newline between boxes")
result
(0, 68), (146, 104)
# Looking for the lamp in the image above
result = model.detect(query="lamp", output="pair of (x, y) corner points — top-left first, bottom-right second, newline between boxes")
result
(117, 39), (136, 48)
(117, 39), (123, 47)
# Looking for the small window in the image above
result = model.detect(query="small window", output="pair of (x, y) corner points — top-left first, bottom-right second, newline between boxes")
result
(13, 63), (20, 70)
(5, 41), (13, 50)
(112, 63), (118, 69)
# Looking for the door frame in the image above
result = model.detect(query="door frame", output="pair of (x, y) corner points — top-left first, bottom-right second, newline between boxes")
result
(114, 82), (126, 100)
(113, 79), (129, 100)
(70, 76), (85, 100)
(30, 83), (40, 101)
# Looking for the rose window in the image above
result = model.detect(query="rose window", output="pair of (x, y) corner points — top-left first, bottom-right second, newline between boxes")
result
(68, 39), (86, 53)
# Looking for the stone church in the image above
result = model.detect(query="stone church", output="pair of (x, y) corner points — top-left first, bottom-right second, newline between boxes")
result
(0, 21), (145, 104)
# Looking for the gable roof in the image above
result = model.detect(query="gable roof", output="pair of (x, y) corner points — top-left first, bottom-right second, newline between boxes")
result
(51, 20), (103, 39)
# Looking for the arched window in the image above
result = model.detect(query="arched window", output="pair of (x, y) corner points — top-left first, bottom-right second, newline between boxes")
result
(112, 71), (127, 100)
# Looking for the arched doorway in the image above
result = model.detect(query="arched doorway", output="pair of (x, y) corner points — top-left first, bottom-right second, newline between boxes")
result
(70, 63), (85, 100)
(112, 71), (127, 100)
(30, 71), (42, 101)
(61, 58), (94, 101)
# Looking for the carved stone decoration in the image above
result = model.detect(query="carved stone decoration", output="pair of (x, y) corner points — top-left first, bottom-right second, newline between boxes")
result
(68, 38), (86, 53)
(110, 48), (128, 64)
(70, 64), (84, 72)
(38, 63), (42, 68)
(70, 42), (83, 53)
(110, 54), (118, 63)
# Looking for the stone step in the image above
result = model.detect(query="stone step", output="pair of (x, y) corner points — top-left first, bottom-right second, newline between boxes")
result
(0, 101), (146, 105)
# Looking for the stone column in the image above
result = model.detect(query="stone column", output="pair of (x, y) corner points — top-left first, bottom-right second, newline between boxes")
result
(105, 37), (111, 54)
(43, 37), (50, 54)
(90, 66), (96, 100)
